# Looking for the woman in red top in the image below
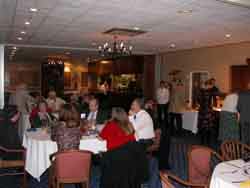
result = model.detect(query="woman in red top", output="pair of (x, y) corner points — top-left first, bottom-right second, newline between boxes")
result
(100, 107), (135, 150)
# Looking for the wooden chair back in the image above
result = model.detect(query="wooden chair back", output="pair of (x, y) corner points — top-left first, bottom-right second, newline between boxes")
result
(187, 145), (223, 185)
(50, 150), (92, 188)
(0, 146), (27, 188)
(221, 140), (250, 161)
(160, 172), (176, 188)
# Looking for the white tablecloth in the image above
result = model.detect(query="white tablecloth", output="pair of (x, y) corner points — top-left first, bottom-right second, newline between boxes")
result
(23, 129), (107, 180)
(182, 111), (198, 134)
(210, 160), (250, 188)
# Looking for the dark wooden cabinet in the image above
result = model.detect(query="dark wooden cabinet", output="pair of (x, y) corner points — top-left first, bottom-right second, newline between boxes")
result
(41, 59), (64, 97)
(231, 65), (250, 92)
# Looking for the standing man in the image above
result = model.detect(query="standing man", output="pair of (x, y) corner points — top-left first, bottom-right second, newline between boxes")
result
(237, 82), (250, 144)
(9, 83), (33, 140)
(156, 81), (170, 127)
(210, 78), (220, 107)
(169, 81), (186, 135)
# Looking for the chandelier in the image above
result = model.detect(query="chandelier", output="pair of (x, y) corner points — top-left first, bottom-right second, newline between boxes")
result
(98, 36), (133, 59)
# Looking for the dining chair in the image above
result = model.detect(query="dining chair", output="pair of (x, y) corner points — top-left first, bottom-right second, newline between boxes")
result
(161, 145), (223, 188)
(221, 140), (250, 161)
(0, 146), (27, 188)
(147, 129), (161, 153)
(49, 150), (92, 188)
(159, 171), (175, 188)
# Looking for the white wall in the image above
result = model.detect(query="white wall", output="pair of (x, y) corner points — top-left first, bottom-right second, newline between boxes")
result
(159, 41), (250, 93)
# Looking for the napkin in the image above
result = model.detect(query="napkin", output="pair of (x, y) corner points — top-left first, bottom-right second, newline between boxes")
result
(240, 180), (250, 188)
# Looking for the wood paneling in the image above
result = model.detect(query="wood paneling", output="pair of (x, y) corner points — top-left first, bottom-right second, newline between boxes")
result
(231, 65), (250, 92)
(81, 72), (88, 87)
(143, 55), (155, 99)
(64, 72), (71, 88)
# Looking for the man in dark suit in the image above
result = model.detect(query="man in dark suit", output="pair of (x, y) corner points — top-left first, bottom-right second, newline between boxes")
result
(86, 98), (109, 125)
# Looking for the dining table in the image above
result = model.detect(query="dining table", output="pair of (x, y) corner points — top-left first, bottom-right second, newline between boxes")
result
(23, 128), (107, 180)
(210, 159), (250, 188)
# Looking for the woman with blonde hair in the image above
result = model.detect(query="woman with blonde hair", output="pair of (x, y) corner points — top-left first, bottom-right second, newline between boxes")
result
(100, 107), (135, 150)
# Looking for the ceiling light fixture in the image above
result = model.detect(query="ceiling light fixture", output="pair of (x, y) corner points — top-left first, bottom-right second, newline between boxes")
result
(12, 47), (17, 50)
(65, 52), (71, 55)
(30, 8), (38, 12)
(17, 37), (23, 40)
(133, 27), (140, 30)
(25, 21), (31, 25)
(225, 34), (231, 38)
(98, 36), (133, 59)
(170, 43), (176, 48)
(177, 10), (193, 14)
(21, 31), (26, 34)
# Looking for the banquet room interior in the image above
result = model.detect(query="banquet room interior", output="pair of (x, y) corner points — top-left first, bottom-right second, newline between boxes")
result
(2, 0), (250, 188)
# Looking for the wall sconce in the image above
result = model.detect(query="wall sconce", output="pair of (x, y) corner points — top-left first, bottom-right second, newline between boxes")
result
(64, 66), (71, 72)
(100, 60), (110, 64)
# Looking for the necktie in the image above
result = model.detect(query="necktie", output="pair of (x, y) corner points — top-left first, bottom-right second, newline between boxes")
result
(90, 112), (95, 120)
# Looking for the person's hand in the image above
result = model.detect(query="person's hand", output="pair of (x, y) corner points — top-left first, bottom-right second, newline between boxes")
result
(128, 110), (134, 116)
(10, 112), (20, 123)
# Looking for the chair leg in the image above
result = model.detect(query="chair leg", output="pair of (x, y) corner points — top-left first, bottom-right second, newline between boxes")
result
(82, 182), (86, 188)
(56, 181), (60, 188)
(22, 171), (27, 188)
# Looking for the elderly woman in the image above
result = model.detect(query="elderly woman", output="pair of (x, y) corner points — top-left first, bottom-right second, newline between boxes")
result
(30, 100), (54, 128)
(51, 104), (81, 151)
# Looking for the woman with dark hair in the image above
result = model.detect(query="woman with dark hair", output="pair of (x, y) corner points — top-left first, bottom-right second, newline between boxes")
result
(198, 80), (215, 146)
(29, 100), (54, 128)
(100, 107), (135, 150)
(51, 104), (81, 151)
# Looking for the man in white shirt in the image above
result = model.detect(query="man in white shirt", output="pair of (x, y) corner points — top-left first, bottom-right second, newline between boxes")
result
(129, 98), (155, 141)
(156, 80), (170, 126)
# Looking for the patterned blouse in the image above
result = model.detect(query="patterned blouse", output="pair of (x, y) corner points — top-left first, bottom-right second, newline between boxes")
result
(51, 123), (81, 151)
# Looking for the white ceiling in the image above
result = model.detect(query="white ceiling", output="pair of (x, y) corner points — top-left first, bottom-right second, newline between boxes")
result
(1, 0), (250, 57)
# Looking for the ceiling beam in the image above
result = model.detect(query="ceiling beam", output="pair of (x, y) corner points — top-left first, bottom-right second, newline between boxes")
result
(4, 43), (98, 51)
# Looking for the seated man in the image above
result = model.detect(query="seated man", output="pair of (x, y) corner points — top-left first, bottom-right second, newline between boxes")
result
(86, 98), (110, 125)
(129, 98), (155, 142)
(46, 90), (65, 116)
(129, 99), (160, 188)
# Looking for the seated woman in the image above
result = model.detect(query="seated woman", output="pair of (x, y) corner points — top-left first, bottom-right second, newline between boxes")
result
(51, 104), (81, 151)
(29, 100), (54, 128)
(100, 107), (135, 150)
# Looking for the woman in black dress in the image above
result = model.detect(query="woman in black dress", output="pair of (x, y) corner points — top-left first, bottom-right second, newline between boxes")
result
(198, 80), (215, 147)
